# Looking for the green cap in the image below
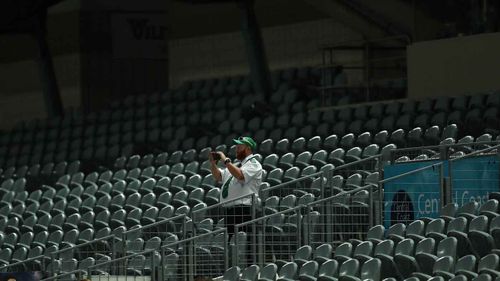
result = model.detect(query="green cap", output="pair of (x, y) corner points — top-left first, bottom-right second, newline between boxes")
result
(233, 136), (257, 150)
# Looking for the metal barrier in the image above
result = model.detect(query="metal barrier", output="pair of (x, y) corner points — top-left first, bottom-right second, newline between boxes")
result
(0, 214), (188, 275)
(390, 140), (500, 163)
(190, 193), (258, 227)
(260, 170), (328, 201)
(19, 155), (381, 279)
(234, 206), (302, 269)
(0, 234), (118, 274)
(260, 155), (381, 200)
(306, 185), (376, 248)
(448, 144), (500, 206)
(233, 184), (376, 269)
(119, 214), (189, 255)
(379, 162), (444, 228)
(381, 143), (500, 227)
(40, 229), (229, 281)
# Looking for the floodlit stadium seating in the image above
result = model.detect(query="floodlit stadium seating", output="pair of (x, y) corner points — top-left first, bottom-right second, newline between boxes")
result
(0, 67), (498, 280)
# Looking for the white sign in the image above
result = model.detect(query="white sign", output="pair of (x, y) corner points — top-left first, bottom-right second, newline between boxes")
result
(111, 12), (168, 59)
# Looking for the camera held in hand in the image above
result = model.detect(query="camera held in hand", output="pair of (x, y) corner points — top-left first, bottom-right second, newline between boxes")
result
(211, 152), (221, 161)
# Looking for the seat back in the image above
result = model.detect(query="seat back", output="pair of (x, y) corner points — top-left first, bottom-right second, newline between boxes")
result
(278, 262), (298, 280)
(223, 266), (241, 281)
(360, 258), (381, 281)
(318, 259), (338, 278)
(241, 264), (260, 281)
(299, 260), (318, 277)
(259, 263), (278, 281)
(339, 259), (360, 278)
(314, 243), (333, 260)
(395, 239), (415, 256)
(374, 239), (394, 256)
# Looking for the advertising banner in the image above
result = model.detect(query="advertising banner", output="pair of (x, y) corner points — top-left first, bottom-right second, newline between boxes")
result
(384, 155), (500, 227)
(111, 12), (168, 59)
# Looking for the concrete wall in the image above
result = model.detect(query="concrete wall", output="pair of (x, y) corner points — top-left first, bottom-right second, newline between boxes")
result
(0, 2), (373, 129)
(169, 18), (364, 88)
(79, 0), (170, 112)
(408, 32), (500, 99)
(0, 54), (80, 129)
(0, 0), (80, 130)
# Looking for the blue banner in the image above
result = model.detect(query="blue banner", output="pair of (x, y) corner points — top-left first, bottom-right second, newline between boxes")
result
(451, 155), (499, 206)
(384, 155), (500, 227)
(383, 160), (442, 228)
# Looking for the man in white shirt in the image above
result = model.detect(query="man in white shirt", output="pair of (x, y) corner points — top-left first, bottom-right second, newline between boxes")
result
(209, 136), (263, 237)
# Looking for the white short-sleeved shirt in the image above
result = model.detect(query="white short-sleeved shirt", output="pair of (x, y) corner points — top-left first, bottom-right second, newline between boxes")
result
(218, 154), (263, 207)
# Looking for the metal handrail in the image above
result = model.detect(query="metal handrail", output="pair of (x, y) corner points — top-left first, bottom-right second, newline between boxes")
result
(261, 171), (324, 192)
(0, 254), (47, 271)
(319, 35), (411, 51)
(448, 143), (500, 163)
(383, 143), (500, 183)
(121, 213), (188, 236)
(191, 193), (257, 215)
(392, 140), (500, 154)
(379, 162), (444, 184)
(331, 154), (381, 170)
(0, 215), (189, 272)
(260, 154), (381, 194)
(304, 184), (372, 206)
(52, 234), (117, 256)
(41, 228), (229, 281)
(235, 183), (372, 228)
(310, 97), (406, 112)
(0, 233), (117, 271)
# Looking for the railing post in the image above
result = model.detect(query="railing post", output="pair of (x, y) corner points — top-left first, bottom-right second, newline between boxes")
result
(161, 247), (166, 281)
(325, 194), (333, 245)
(376, 154), (383, 226)
(296, 207), (303, 249)
(252, 194), (257, 266)
(234, 225), (240, 267)
(187, 239), (194, 281)
(121, 232), (127, 275)
(326, 169), (333, 197)
(439, 145), (446, 160)
(303, 205), (310, 246)
(41, 255), (46, 275)
(182, 215), (188, 244)
(224, 229), (229, 272)
(440, 163), (446, 209)
(320, 170), (325, 198)
(448, 155), (453, 203)
(50, 252), (56, 277)
(322, 169), (330, 243)
(111, 236), (116, 263)
(150, 252), (156, 281)
(369, 183), (374, 228)
(445, 161), (452, 206)
(257, 220), (264, 267)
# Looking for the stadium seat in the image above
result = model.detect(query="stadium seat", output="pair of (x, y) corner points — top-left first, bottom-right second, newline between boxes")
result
(298, 261), (319, 281)
(468, 215), (495, 258)
(240, 264), (260, 281)
(277, 262), (298, 281)
(323, 134), (338, 151)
